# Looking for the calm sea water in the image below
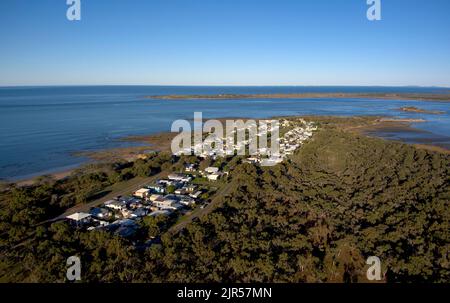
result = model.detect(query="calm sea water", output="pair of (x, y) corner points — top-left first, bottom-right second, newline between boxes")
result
(0, 86), (449, 180)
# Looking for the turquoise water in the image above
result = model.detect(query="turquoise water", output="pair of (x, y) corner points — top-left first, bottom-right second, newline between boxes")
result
(0, 86), (449, 180)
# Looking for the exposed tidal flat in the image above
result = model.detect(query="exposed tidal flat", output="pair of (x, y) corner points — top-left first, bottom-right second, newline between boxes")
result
(0, 86), (449, 182)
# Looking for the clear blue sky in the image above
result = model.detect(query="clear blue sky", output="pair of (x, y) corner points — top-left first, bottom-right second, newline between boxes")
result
(1, 0), (449, 86)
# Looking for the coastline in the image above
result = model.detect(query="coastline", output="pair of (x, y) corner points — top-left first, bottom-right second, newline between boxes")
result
(144, 92), (450, 102)
(14, 166), (78, 187)
(11, 115), (449, 186)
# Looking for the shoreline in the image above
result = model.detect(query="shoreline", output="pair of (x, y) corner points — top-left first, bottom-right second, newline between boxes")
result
(397, 106), (445, 115)
(144, 92), (450, 102)
(14, 166), (78, 187)
(10, 115), (449, 186)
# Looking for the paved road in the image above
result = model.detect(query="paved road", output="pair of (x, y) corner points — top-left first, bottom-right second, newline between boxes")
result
(168, 180), (234, 234)
(48, 171), (168, 223)
(2, 172), (168, 250)
(5, 173), (232, 250)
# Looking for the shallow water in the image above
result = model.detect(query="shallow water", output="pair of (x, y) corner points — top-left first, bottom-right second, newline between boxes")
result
(0, 86), (449, 180)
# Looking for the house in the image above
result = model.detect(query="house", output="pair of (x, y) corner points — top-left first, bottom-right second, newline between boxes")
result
(207, 173), (221, 181)
(148, 185), (166, 194)
(168, 173), (192, 183)
(104, 200), (127, 210)
(204, 167), (219, 174)
(152, 195), (184, 210)
(152, 198), (176, 209)
(179, 196), (196, 206)
(185, 184), (197, 193)
(174, 188), (187, 195)
(121, 209), (133, 219)
(189, 190), (203, 199)
(157, 179), (171, 185)
(245, 157), (260, 164)
(92, 219), (110, 227)
(159, 202), (184, 211)
(185, 163), (197, 172)
(112, 219), (136, 227)
(149, 194), (164, 202)
(118, 196), (137, 204)
(164, 194), (180, 201)
(89, 207), (111, 219)
(130, 208), (148, 218)
(133, 188), (151, 199)
(66, 212), (92, 226)
(128, 200), (144, 209)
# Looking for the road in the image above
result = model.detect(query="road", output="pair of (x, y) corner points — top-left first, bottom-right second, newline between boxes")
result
(5, 172), (233, 250)
(2, 172), (168, 250)
(168, 179), (235, 234)
(48, 171), (168, 222)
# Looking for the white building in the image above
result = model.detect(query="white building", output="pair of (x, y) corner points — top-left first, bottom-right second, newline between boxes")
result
(133, 188), (151, 199)
(185, 164), (197, 172)
(66, 212), (92, 226)
(204, 167), (219, 174)
(104, 200), (127, 210)
(149, 194), (164, 202)
(207, 173), (221, 181)
(168, 173), (192, 183)
(190, 191), (203, 199)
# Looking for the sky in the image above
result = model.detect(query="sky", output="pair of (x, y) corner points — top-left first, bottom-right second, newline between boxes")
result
(0, 0), (449, 87)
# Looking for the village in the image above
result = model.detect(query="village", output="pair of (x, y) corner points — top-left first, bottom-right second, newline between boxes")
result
(64, 118), (318, 244)
(64, 163), (226, 244)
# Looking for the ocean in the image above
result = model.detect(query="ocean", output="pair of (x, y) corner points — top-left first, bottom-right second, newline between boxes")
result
(0, 86), (449, 181)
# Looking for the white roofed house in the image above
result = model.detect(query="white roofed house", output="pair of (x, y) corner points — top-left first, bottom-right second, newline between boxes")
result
(152, 197), (177, 209)
(66, 212), (92, 227)
(89, 207), (111, 219)
(207, 172), (222, 181)
(179, 196), (196, 207)
(104, 200), (127, 211)
(189, 190), (203, 199)
(204, 167), (219, 174)
(152, 195), (184, 211)
(168, 173), (192, 183)
(185, 163), (197, 172)
(130, 208), (148, 219)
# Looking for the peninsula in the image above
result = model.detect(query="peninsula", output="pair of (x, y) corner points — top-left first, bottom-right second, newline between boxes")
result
(144, 92), (450, 102)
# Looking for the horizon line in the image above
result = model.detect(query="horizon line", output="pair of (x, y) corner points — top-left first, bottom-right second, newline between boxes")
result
(1, 84), (449, 89)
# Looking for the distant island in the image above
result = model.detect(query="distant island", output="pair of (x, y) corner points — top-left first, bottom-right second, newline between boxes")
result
(398, 106), (445, 115)
(144, 92), (450, 102)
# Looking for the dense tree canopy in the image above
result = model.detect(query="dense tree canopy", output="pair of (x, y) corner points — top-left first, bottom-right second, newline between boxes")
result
(1, 128), (449, 282)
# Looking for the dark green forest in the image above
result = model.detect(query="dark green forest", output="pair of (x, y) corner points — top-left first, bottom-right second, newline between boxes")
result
(1, 127), (449, 282)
